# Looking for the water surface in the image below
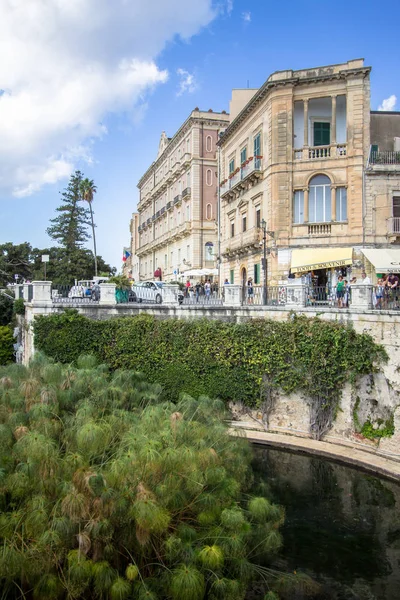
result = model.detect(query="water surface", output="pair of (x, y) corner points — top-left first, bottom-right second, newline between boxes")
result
(252, 447), (400, 599)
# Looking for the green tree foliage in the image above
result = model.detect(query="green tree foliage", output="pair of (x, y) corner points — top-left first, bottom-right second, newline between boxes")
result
(33, 313), (387, 439)
(0, 355), (285, 599)
(0, 293), (14, 326)
(47, 170), (91, 252)
(0, 243), (115, 287)
(0, 242), (33, 286)
(0, 325), (14, 364)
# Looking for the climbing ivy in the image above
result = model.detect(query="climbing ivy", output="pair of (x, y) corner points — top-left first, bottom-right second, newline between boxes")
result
(33, 311), (387, 439)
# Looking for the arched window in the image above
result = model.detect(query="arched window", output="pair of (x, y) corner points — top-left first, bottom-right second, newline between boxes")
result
(309, 174), (331, 223)
(206, 203), (212, 220)
(205, 242), (214, 261)
(206, 135), (213, 152)
(206, 168), (212, 186)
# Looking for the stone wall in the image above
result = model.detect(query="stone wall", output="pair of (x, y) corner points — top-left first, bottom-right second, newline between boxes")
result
(22, 296), (400, 458)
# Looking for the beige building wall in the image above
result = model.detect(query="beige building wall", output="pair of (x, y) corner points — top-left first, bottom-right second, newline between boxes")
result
(136, 109), (230, 280)
(219, 59), (371, 285)
(122, 213), (140, 281)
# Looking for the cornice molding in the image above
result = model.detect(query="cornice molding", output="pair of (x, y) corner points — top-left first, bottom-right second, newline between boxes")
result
(138, 114), (229, 188)
(218, 66), (371, 147)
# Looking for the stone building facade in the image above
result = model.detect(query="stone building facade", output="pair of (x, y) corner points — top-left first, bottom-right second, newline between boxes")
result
(218, 59), (372, 287)
(364, 111), (400, 258)
(136, 109), (230, 281)
(122, 212), (140, 281)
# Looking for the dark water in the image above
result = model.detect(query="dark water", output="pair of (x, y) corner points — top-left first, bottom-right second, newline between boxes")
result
(252, 447), (400, 600)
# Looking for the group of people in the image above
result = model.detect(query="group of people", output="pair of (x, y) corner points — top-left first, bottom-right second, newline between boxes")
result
(185, 279), (215, 302)
(374, 272), (399, 309)
(335, 271), (400, 309)
(335, 275), (357, 308)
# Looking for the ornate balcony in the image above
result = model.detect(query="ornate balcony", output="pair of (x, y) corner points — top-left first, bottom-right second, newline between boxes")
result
(220, 157), (263, 200)
(221, 227), (261, 258)
(388, 217), (400, 236)
(174, 194), (182, 206)
(136, 222), (191, 256)
(182, 187), (191, 199)
(293, 144), (347, 161)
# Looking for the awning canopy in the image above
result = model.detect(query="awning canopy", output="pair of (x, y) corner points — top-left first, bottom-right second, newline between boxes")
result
(291, 247), (353, 274)
(361, 248), (400, 273)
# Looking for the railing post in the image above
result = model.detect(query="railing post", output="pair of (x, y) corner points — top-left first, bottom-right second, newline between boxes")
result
(99, 283), (117, 306)
(285, 282), (307, 308)
(350, 284), (373, 311)
(31, 281), (52, 304)
(223, 285), (242, 306)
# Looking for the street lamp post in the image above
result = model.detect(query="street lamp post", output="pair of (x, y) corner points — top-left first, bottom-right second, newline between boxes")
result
(261, 219), (267, 305)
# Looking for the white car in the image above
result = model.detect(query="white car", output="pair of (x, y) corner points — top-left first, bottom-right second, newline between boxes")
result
(131, 281), (164, 304)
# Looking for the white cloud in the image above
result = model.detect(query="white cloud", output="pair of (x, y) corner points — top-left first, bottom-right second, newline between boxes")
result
(0, 0), (217, 197)
(378, 95), (397, 111)
(176, 69), (198, 97)
(242, 11), (251, 22)
(226, 0), (234, 14)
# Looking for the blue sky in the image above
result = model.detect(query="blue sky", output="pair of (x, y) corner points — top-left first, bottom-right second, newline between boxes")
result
(0, 0), (399, 271)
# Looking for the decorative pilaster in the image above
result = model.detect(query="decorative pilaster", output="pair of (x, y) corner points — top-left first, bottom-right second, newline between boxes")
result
(331, 95), (337, 146)
(303, 188), (309, 223)
(331, 185), (337, 221)
(303, 99), (309, 149)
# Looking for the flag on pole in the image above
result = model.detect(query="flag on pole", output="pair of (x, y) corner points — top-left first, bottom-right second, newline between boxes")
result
(122, 249), (131, 262)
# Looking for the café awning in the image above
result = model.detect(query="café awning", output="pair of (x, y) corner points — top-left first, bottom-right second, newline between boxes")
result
(291, 247), (353, 274)
(361, 248), (400, 273)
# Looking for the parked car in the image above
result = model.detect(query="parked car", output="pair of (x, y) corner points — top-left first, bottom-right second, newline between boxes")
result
(130, 281), (184, 305)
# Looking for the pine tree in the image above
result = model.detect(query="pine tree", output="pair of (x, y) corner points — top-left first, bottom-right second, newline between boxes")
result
(47, 171), (90, 253)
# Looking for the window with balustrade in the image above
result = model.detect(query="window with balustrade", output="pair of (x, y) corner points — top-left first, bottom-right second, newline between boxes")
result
(293, 190), (304, 224)
(336, 187), (347, 222)
(309, 175), (331, 223)
(253, 132), (261, 167)
(240, 147), (247, 166)
(229, 158), (235, 175)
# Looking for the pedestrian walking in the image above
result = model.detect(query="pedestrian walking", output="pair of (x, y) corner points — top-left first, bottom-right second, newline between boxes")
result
(204, 279), (211, 301)
(336, 275), (345, 308)
(247, 277), (254, 304)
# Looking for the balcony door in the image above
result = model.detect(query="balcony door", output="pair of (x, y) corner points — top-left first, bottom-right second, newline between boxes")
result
(313, 122), (330, 147)
(393, 196), (400, 218)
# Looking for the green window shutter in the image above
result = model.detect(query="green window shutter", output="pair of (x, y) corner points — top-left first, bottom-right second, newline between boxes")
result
(313, 122), (330, 146)
(254, 263), (260, 284)
(240, 147), (247, 164)
(230, 269), (235, 284)
(254, 133), (261, 156)
(229, 159), (235, 174)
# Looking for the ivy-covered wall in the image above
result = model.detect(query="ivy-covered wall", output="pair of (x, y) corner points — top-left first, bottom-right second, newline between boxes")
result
(33, 311), (387, 439)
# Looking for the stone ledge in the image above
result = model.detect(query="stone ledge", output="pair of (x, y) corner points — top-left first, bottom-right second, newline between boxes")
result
(231, 428), (400, 482)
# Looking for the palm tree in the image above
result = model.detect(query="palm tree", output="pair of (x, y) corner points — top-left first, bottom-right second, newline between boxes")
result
(80, 178), (98, 277)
